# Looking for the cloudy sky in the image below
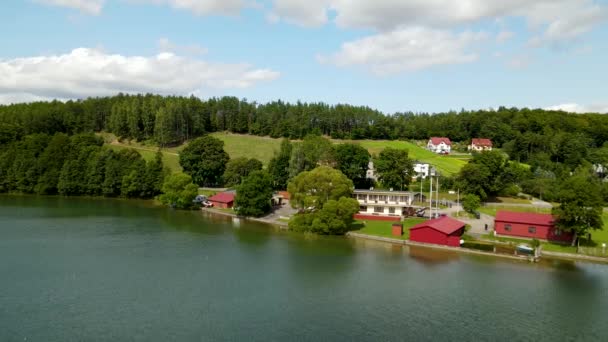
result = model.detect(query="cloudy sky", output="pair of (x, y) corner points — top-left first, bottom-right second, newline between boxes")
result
(1, 0), (607, 113)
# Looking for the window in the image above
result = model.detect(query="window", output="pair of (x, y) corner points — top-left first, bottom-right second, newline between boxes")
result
(504, 224), (512, 232)
(359, 206), (367, 212)
(374, 206), (384, 213)
(389, 207), (395, 214)
(554, 229), (561, 236)
(528, 226), (536, 234)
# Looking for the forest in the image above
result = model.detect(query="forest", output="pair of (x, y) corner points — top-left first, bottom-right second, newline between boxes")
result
(2, 93), (608, 203)
(1, 94), (608, 168)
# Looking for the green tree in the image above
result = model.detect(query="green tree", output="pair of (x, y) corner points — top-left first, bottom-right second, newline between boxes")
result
(552, 171), (603, 246)
(235, 170), (273, 217)
(462, 194), (481, 214)
(287, 166), (354, 211)
(179, 135), (229, 186)
(35, 133), (70, 194)
(335, 143), (371, 188)
(301, 134), (335, 169)
(288, 197), (359, 235)
(267, 139), (292, 189)
(374, 148), (413, 190)
(121, 159), (147, 198)
(141, 152), (166, 198)
(223, 157), (263, 187)
(159, 173), (198, 209)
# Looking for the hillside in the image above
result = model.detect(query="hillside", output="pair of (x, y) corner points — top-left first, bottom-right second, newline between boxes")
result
(100, 132), (468, 176)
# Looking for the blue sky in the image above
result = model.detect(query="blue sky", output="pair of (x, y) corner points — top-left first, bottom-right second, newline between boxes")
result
(1, 0), (607, 113)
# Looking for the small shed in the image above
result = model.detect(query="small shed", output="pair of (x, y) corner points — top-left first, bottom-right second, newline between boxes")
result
(208, 192), (235, 209)
(392, 223), (403, 236)
(409, 216), (466, 247)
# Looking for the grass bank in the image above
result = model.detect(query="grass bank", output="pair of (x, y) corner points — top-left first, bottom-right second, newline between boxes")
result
(351, 218), (426, 240)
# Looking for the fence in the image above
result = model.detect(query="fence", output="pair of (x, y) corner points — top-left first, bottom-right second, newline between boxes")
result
(578, 246), (608, 257)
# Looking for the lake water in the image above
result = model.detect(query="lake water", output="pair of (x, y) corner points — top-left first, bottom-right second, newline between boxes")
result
(1, 195), (608, 341)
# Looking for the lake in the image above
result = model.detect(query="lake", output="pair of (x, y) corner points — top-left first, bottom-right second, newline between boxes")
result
(1, 195), (607, 341)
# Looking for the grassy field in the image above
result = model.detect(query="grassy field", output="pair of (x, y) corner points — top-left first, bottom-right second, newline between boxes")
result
(105, 143), (182, 173)
(338, 139), (467, 176)
(98, 132), (469, 175)
(209, 133), (282, 165)
(352, 218), (426, 240)
(480, 233), (578, 253)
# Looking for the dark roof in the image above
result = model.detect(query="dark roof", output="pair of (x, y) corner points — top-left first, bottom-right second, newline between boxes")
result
(471, 138), (492, 146)
(429, 137), (452, 145)
(410, 216), (466, 234)
(209, 192), (235, 203)
(495, 211), (554, 226)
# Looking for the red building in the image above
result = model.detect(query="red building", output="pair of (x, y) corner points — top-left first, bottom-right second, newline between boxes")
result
(409, 216), (466, 247)
(494, 211), (573, 243)
(208, 192), (235, 209)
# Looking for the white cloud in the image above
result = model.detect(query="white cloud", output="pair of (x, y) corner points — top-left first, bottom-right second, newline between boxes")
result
(36, 0), (105, 15)
(0, 48), (280, 104)
(318, 27), (487, 75)
(545, 103), (608, 114)
(271, 1), (607, 41)
(269, 0), (331, 27)
(143, 0), (249, 16)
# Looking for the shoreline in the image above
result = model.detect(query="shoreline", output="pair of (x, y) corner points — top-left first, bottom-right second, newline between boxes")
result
(201, 206), (608, 265)
(200, 207), (289, 229)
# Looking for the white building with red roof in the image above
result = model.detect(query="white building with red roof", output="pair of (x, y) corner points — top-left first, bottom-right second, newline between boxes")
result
(427, 137), (452, 154)
(468, 138), (493, 152)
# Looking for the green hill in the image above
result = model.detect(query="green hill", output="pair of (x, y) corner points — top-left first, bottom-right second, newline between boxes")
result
(346, 139), (467, 176)
(101, 132), (468, 176)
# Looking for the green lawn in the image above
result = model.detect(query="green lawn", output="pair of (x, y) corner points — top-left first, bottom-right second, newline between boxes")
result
(210, 133), (282, 166)
(352, 218), (426, 240)
(593, 213), (608, 244)
(337, 139), (466, 176)
(480, 233), (578, 254)
(105, 144), (182, 173)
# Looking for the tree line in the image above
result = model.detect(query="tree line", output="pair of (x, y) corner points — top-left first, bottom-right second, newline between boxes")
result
(2, 94), (608, 168)
(0, 133), (166, 199)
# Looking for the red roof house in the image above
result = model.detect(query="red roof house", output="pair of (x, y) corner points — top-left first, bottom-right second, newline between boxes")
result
(494, 211), (573, 243)
(469, 138), (493, 151)
(208, 192), (235, 209)
(409, 216), (466, 247)
(427, 137), (452, 154)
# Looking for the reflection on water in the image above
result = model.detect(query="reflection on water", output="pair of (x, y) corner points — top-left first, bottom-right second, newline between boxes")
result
(407, 245), (461, 266)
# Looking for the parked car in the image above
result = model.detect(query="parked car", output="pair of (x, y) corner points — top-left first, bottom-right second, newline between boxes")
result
(202, 200), (213, 208)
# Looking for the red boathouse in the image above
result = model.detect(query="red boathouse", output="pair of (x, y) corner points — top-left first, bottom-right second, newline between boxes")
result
(409, 216), (466, 247)
(494, 211), (573, 243)
(208, 192), (235, 209)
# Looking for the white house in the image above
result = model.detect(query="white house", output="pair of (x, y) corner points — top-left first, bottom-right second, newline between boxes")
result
(413, 162), (431, 179)
(468, 138), (493, 151)
(427, 137), (452, 154)
(366, 161), (377, 181)
(353, 189), (414, 219)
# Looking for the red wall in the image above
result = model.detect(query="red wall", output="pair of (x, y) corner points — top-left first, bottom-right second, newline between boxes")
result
(410, 227), (463, 247)
(212, 201), (233, 209)
(495, 221), (572, 242)
(354, 214), (400, 222)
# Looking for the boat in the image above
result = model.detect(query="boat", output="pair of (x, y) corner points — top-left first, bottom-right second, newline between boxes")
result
(516, 244), (534, 254)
